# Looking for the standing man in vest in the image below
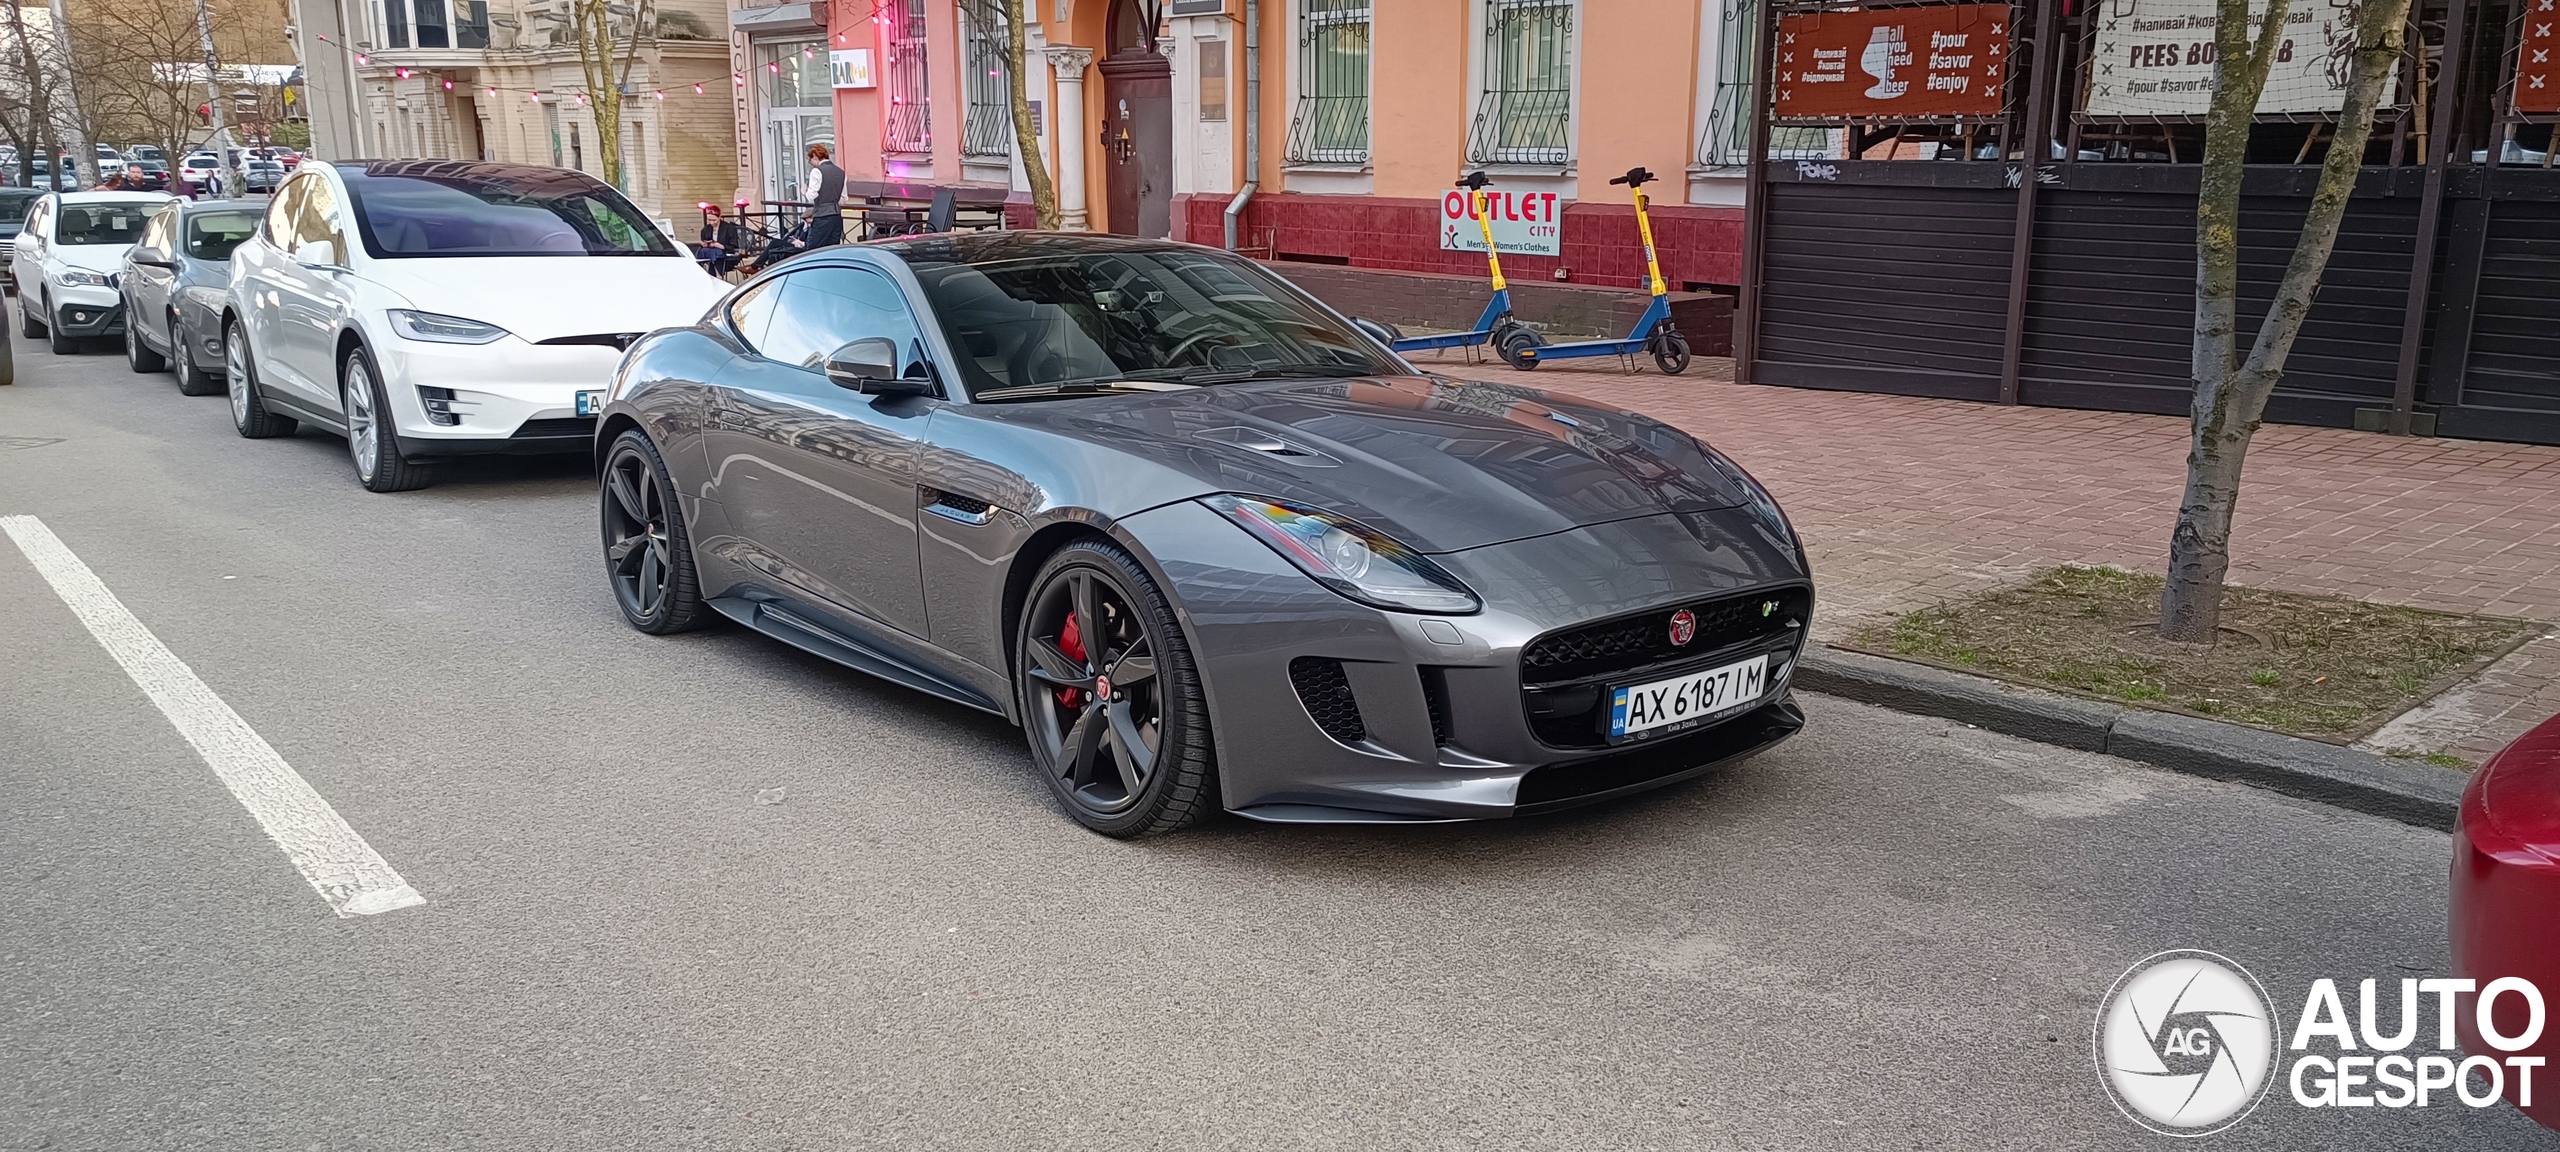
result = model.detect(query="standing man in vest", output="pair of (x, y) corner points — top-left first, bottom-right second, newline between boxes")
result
(804, 144), (846, 249)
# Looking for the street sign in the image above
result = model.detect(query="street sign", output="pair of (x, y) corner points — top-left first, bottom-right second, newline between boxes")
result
(1774, 4), (2011, 120)
(1437, 188), (1561, 257)
(831, 49), (876, 90)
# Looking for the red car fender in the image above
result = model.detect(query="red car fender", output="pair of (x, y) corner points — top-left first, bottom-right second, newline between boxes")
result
(2452, 712), (2560, 1131)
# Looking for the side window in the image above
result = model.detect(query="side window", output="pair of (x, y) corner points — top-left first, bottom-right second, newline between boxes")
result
(295, 179), (349, 258)
(144, 208), (175, 256)
(265, 176), (308, 247)
(27, 199), (47, 239)
(757, 266), (930, 380)
(727, 278), (784, 352)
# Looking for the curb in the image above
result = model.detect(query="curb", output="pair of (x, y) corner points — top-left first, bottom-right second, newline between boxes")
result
(1794, 645), (2465, 831)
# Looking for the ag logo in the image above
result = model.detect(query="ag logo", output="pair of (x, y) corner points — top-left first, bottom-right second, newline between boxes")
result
(1667, 609), (1697, 646)
(2094, 950), (2279, 1137)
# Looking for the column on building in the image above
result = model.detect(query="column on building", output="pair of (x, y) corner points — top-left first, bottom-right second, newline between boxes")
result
(1042, 45), (1093, 230)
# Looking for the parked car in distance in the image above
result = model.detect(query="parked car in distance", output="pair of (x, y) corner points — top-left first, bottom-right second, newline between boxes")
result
(239, 159), (286, 194)
(224, 160), (729, 491)
(177, 153), (220, 194)
(11, 191), (169, 354)
(595, 231), (1814, 836)
(128, 160), (171, 192)
(94, 146), (125, 178)
(0, 187), (41, 293)
(121, 198), (261, 394)
(27, 156), (79, 191)
(2453, 711), (2560, 1132)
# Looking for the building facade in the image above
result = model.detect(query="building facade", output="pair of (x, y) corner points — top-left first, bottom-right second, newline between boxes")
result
(288, 0), (739, 221)
(715, 0), (1747, 291)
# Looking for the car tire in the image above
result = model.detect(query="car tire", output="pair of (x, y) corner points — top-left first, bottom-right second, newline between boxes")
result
(17, 292), (40, 338)
(45, 295), (74, 356)
(1015, 540), (1218, 837)
(224, 320), (296, 439)
(124, 299), (166, 372)
(341, 344), (430, 493)
(601, 429), (709, 635)
(172, 314), (219, 395)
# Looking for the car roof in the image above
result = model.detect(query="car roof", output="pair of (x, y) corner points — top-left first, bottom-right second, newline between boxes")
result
(871, 230), (1206, 270)
(329, 159), (608, 192)
(54, 191), (173, 204)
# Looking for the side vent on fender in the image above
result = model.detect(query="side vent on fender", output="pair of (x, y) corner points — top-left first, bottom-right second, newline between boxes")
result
(1289, 657), (1367, 744)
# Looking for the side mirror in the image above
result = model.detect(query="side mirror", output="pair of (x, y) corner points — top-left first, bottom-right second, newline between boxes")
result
(133, 255), (176, 269)
(1350, 316), (1402, 346)
(293, 239), (339, 269)
(824, 337), (931, 396)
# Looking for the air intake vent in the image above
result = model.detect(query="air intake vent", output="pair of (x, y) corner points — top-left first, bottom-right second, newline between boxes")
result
(1420, 667), (1453, 746)
(1289, 657), (1366, 744)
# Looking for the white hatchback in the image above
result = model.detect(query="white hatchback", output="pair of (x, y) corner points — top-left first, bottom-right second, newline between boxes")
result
(223, 160), (728, 492)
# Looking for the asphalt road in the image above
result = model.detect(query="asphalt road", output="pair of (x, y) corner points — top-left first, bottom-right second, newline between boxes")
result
(0, 332), (2548, 1151)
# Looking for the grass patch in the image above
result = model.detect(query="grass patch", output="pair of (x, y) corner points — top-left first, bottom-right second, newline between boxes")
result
(1850, 565), (2538, 741)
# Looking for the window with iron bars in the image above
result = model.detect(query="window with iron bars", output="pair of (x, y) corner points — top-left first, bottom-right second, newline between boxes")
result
(960, 0), (1013, 158)
(1284, 0), (1370, 164)
(885, 0), (931, 155)
(1468, 0), (1573, 167)
(1695, 0), (1831, 166)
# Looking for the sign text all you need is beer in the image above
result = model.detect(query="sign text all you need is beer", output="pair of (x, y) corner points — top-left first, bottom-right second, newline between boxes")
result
(1773, 5), (2013, 120)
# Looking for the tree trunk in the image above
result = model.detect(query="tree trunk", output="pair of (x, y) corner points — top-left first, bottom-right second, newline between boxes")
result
(2160, 0), (2416, 641)
(43, 0), (96, 187)
(1005, 0), (1058, 229)
(4, 0), (48, 188)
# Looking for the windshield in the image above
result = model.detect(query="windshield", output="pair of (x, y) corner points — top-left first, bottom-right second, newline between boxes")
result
(342, 165), (678, 258)
(57, 203), (151, 245)
(906, 248), (1403, 399)
(185, 211), (260, 261)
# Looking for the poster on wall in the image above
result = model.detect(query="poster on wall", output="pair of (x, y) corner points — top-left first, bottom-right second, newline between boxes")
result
(2083, 0), (2395, 117)
(1772, 5), (2012, 119)
(2518, 0), (2559, 114)
(1437, 188), (1563, 257)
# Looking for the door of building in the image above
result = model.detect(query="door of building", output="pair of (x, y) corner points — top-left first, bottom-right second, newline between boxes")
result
(1098, 0), (1171, 237)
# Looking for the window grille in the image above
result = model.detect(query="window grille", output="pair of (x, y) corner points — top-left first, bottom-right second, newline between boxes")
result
(1697, 0), (1754, 167)
(1468, 0), (1574, 166)
(885, 0), (931, 155)
(1285, 0), (1370, 163)
(961, 0), (1013, 158)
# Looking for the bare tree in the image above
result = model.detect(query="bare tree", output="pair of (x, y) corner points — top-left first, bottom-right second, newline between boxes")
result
(1004, 0), (1058, 228)
(2158, 0), (2415, 641)
(44, 0), (96, 185)
(1, 0), (57, 186)
(567, 0), (655, 188)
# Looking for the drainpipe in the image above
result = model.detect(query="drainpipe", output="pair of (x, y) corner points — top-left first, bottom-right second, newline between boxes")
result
(1222, 0), (1259, 249)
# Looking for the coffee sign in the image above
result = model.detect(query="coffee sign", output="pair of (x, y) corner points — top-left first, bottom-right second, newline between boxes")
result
(1773, 5), (2012, 119)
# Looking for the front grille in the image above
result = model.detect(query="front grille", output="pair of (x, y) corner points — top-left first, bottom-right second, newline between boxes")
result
(512, 417), (597, 439)
(1520, 585), (1812, 748)
(1521, 586), (1814, 686)
(1289, 657), (1367, 744)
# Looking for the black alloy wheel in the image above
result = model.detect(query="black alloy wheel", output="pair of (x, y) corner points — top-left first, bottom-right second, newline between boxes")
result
(1017, 541), (1215, 837)
(1650, 326), (1692, 376)
(601, 429), (706, 634)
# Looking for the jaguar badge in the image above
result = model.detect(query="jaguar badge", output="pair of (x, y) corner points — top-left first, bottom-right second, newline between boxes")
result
(1668, 609), (1697, 647)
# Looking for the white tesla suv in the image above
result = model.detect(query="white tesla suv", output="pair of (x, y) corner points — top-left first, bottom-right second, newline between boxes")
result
(223, 160), (728, 492)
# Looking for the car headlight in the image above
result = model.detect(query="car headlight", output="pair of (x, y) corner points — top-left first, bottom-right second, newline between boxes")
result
(1203, 494), (1481, 614)
(387, 309), (511, 345)
(57, 269), (108, 288)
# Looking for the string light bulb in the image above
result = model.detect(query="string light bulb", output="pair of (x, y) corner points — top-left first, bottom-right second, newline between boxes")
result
(653, 90), (665, 100)
(355, 53), (368, 64)
(693, 83), (705, 94)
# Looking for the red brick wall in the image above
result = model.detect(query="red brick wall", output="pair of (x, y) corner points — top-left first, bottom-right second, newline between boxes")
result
(1176, 192), (1744, 291)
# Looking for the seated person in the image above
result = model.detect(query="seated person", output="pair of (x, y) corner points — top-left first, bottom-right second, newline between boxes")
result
(694, 207), (743, 273)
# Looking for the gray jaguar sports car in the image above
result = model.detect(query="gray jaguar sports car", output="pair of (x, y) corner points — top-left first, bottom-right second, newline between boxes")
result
(596, 232), (1812, 836)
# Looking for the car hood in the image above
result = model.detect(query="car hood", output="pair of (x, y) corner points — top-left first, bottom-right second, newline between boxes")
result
(978, 375), (1756, 554)
(53, 244), (132, 275)
(360, 255), (725, 344)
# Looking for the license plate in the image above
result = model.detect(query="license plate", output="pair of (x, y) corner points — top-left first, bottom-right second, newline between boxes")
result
(1609, 655), (1769, 741)
(575, 390), (607, 417)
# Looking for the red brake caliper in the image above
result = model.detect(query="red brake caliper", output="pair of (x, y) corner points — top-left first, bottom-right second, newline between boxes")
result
(1054, 612), (1087, 710)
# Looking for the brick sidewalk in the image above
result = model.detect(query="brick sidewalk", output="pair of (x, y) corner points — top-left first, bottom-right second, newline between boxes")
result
(1403, 349), (2560, 764)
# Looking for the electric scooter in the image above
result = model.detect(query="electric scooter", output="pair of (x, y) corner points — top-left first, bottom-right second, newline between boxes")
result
(1390, 171), (1539, 359)
(1496, 167), (1690, 375)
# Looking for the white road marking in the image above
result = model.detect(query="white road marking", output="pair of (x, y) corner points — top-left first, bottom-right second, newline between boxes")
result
(2, 515), (424, 918)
